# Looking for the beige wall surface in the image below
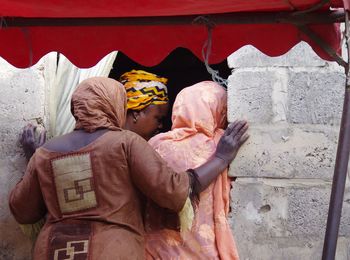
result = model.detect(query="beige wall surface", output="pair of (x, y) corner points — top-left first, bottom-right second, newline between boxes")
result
(0, 57), (47, 260)
(227, 43), (350, 260)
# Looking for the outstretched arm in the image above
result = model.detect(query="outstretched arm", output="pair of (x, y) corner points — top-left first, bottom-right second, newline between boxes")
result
(129, 120), (249, 212)
(192, 120), (249, 193)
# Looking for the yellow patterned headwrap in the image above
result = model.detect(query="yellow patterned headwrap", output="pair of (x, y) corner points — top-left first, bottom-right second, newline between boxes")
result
(119, 70), (169, 111)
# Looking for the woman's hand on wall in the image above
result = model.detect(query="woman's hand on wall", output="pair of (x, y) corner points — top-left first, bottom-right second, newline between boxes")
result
(215, 120), (249, 165)
(19, 124), (46, 161)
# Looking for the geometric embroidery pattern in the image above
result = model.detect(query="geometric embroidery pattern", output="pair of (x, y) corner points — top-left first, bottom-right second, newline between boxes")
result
(49, 222), (91, 260)
(51, 153), (97, 214)
(53, 240), (89, 260)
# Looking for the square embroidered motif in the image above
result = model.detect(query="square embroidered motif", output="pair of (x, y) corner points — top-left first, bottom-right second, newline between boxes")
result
(52, 153), (97, 214)
(54, 240), (89, 260)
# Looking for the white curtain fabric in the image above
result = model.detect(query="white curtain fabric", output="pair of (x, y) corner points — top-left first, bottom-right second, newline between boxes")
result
(48, 52), (117, 136)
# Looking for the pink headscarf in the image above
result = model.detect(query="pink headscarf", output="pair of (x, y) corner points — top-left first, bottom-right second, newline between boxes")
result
(147, 81), (239, 260)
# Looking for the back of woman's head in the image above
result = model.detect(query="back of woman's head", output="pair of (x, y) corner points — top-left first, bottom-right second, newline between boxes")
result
(171, 81), (227, 136)
(71, 77), (127, 132)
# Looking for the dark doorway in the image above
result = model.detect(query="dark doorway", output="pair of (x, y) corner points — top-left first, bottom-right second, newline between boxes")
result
(109, 47), (231, 132)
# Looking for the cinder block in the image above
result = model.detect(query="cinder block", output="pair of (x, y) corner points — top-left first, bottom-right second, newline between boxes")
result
(287, 70), (345, 125)
(227, 70), (275, 123)
(229, 178), (350, 260)
(228, 124), (339, 180)
(227, 68), (345, 125)
(227, 42), (329, 68)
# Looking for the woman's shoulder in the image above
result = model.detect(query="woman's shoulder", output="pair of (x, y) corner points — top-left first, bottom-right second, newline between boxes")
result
(148, 131), (173, 146)
(109, 129), (145, 140)
(107, 130), (149, 148)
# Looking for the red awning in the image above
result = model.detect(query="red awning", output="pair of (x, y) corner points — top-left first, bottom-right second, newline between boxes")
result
(0, 0), (348, 68)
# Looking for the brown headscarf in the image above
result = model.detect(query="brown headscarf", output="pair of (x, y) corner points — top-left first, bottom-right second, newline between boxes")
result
(71, 77), (127, 132)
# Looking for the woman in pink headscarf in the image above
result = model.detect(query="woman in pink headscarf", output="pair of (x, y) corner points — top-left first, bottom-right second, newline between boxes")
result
(145, 81), (243, 259)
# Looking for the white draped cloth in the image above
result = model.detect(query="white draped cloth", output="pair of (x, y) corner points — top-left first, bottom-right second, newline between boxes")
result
(46, 52), (117, 136)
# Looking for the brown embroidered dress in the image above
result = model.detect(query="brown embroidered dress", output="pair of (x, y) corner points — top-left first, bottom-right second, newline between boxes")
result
(9, 78), (190, 260)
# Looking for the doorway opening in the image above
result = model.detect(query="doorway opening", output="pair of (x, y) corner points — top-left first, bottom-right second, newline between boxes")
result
(109, 47), (231, 131)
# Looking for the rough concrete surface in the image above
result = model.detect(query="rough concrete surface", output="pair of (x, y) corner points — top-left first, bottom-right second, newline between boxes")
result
(0, 57), (47, 260)
(227, 43), (349, 259)
(228, 42), (328, 68)
(229, 178), (350, 260)
(228, 68), (345, 125)
(228, 124), (339, 180)
(227, 69), (275, 124)
(287, 70), (345, 125)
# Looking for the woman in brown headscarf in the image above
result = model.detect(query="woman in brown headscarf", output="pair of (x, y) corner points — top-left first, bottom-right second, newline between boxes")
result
(9, 77), (248, 260)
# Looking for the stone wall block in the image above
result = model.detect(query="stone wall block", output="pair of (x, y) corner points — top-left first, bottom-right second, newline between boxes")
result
(229, 178), (350, 260)
(228, 124), (339, 180)
(227, 70), (275, 124)
(287, 70), (345, 125)
(228, 42), (328, 68)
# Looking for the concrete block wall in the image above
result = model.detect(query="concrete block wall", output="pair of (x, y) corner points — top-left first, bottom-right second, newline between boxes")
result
(1, 43), (349, 260)
(227, 43), (350, 259)
(0, 57), (48, 260)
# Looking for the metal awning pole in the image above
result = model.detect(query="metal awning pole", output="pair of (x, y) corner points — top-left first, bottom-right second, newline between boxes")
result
(322, 11), (350, 260)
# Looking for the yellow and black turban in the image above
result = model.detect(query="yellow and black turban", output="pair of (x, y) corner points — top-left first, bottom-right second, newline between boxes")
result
(119, 70), (169, 111)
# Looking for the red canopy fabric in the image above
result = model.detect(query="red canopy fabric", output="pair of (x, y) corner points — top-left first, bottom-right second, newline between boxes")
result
(0, 0), (347, 68)
(0, 0), (346, 17)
